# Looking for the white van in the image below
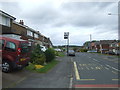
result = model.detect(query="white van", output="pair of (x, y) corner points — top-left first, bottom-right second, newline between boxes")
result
(40, 45), (47, 52)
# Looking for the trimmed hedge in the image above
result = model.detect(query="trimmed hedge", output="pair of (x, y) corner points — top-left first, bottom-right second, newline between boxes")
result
(30, 44), (46, 65)
(45, 48), (55, 62)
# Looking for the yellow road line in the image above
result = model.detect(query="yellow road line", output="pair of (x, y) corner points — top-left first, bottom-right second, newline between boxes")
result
(79, 79), (95, 81)
(112, 79), (119, 81)
(74, 62), (80, 80)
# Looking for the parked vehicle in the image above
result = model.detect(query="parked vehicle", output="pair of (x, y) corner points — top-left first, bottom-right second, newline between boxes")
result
(0, 36), (30, 73)
(40, 45), (47, 52)
(105, 51), (115, 55)
(68, 50), (75, 56)
(54, 48), (62, 52)
(87, 50), (97, 53)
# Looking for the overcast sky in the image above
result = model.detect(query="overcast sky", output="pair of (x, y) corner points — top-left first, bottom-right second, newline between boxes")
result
(0, 0), (119, 46)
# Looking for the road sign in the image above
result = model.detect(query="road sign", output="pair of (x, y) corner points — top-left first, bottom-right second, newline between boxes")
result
(64, 32), (69, 39)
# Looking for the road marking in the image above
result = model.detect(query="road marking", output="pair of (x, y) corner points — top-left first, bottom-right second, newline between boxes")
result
(79, 64), (82, 66)
(112, 79), (119, 81)
(74, 84), (120, 88)
(106, 64), (120, 72)
(73, 62), (80, 80)
(86, 67), (90, 70)
(95, 67), (101, 70)
(105, 67), (109, 70)
(112, 71), (118, 74)
(69, 76), (73, 88)
(90, 67), (94, 69)
(93, 58), (100, 62)
(88, 57), (91, 58)
(79, 79), (95, 81)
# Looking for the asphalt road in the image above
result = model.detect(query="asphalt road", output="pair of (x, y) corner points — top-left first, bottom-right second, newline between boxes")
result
(4, 52), (120, 90)
(71, 52), (120, 90)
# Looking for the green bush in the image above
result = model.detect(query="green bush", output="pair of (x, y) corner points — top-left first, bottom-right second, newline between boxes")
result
(55, 51), (59, 56)
(80, 49), (88, 52)
(30, 44), (46, 65)
(45, 48), (55, 62)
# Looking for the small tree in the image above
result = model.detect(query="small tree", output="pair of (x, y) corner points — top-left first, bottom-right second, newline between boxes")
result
(30, 44), (46, 65)
(45, 48), (55, 62)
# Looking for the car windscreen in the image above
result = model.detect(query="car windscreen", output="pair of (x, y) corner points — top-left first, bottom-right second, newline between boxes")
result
(20, 43), (30, 53)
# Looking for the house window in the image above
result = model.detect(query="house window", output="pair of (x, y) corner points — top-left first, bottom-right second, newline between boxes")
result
(27, 30), (33, 36)
(34, 33), (39, 38)
(0, 16), (10, 27)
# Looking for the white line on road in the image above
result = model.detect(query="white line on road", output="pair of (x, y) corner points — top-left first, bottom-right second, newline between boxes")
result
(73, 62), (80, 80)
(106, 64), (120, 72)
(88, 57), (91, 58)
(93, 58), (100, 62)
(105, 67), (109, 70)
(69, 77), (73, 88)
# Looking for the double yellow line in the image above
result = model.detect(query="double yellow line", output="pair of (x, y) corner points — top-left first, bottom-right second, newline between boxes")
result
(74, 61), (80, 80)
(73, 61), (95, 81)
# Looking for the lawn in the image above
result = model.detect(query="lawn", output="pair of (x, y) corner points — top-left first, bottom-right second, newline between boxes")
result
(25, 60), (60, 73)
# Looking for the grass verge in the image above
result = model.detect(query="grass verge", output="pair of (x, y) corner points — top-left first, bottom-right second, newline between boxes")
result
(25, 60), (59, 73)
(55, 51), (65, 57)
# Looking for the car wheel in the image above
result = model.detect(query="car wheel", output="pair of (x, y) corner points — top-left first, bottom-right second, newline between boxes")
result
(2, 60), (12, 73)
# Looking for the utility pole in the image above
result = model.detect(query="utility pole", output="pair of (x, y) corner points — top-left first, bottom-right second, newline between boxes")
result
(90, 34), (92, 50)
(90, 34), (92, 42)
(118, 1), (120, 40)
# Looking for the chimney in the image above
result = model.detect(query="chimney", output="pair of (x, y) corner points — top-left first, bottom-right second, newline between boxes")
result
(19, 20), (24, 25)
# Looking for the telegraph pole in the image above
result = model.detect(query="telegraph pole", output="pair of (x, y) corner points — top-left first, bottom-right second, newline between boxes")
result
(90, 34), (92, 50)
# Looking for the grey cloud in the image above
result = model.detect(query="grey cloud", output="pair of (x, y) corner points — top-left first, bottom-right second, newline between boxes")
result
(21, 4), (60, 25)
(1, 1), (118, 45)
(1, 2), (22, 18)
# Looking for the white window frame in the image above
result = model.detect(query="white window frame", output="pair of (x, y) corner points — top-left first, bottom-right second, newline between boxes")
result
(34, 33), (39, 38)
(1, 16), (10, 27)
(27, 30), (33, 37)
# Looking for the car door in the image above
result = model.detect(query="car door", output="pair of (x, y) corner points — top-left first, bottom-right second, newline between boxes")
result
(4, 41), (17, 62)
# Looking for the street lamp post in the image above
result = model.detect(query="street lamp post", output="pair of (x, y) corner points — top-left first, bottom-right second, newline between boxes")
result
(108, 1), (120, 40)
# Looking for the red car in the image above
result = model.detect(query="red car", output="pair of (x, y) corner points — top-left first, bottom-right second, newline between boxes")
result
(0, 36), (30, 73)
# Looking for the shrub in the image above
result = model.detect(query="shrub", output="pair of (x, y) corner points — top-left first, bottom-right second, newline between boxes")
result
(80, 49), (88, 52)
(45, 48), (55, 62)
(30, 44), (46, 65)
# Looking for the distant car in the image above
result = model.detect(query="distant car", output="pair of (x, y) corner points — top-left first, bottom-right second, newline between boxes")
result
(0, 36), (30, 73)
(87, 50), (97, 53)
(40, 45), (47, 52)
(68, 50), (75, 56)
(105, 51), (115, 55)
(54, 48), (62, 52)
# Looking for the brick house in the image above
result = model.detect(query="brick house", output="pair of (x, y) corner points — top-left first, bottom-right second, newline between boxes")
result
(0, 10), (16, 35)
(110, 41), (120, 55)
(99, 40), (116, 53)
(1, 10), (53, 48)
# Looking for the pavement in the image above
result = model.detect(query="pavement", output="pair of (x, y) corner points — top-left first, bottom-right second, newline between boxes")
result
(2, 52), (120, 90)
(2, 68), (33, 88)
(9, 56), (73, 88)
